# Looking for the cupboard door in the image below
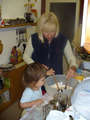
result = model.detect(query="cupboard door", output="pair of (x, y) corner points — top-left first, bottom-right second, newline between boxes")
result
(0, 65), (26, 112)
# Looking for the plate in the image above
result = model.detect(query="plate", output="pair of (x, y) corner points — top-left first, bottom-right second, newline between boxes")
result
(0, 64), (13, 69)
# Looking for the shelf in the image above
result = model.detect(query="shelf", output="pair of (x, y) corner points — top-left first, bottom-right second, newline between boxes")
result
(0, 23), (37, 28)
(0, 101), (11, 113)
(0, 23), (37, 31)
(0, 64), (26, 112)
(0, 87), (9, 95)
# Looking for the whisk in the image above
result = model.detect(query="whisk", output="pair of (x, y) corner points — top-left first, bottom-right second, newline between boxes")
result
(53, 75), (62, 91)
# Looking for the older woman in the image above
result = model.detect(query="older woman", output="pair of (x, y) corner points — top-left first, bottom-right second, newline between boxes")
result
(23, 12), (78, 80)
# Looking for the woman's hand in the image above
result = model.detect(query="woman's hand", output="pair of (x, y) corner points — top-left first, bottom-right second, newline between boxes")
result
(42, 64), (49, 69)
(42, 64), (55, 76)
(47, 68), (55, 76)
(66, 66), (77, 80)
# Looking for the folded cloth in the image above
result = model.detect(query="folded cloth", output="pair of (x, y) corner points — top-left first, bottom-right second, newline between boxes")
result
(71, 79), (90, 120)
(46, 110), (67, 120)
(46, 106), (86, 120)
(65, 106), (86, 120)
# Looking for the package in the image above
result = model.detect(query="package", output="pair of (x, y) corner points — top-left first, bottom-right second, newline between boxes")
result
(2, 90), (10, 102)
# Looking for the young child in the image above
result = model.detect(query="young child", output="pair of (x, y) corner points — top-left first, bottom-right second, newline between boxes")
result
(20, 62), (53, 113)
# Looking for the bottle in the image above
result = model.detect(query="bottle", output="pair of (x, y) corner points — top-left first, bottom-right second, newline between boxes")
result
(0, 40), (3, 54)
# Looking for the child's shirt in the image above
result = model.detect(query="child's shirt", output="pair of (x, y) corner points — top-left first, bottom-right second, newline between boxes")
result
(20, 87), (42, 111)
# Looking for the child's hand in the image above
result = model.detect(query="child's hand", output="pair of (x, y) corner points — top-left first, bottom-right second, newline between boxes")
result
(20, 99), (44, 109)
(42, 93), (53, 105)
(35, 99), (44, 106)
(47, 68), (55, 76)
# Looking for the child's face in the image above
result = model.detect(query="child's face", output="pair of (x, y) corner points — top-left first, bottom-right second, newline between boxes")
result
(33, 77), (45, 90)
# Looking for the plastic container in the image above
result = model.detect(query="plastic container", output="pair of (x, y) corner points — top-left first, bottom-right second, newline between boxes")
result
(45, 74), (78, 97)
(80, 61), (90, 71)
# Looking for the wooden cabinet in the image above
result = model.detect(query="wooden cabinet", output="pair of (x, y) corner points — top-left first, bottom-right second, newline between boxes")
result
(0, 65), (26, 112)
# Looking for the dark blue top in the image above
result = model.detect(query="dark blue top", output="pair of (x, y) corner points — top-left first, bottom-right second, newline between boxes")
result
(31, 33), (67, 74)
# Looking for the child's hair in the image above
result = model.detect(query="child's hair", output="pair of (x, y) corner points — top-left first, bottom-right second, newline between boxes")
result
(23, 62), (47, 87)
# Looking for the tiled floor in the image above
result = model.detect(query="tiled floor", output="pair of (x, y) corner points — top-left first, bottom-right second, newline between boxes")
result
(0, 101), (22, 120)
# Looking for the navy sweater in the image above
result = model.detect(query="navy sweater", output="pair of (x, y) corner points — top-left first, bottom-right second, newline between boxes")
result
(31, 33), (67, 74)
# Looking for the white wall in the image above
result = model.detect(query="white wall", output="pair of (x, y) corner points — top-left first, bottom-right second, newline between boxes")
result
(0, 30), (17, 64)
(26, 26), (36, 40)
(0, 26), (36, 65)
(0, 0), (41, 64)
(1, 0), (41, 19)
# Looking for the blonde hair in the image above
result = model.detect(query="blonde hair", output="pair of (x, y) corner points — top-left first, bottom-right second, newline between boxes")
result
(37, 12), (60, 42)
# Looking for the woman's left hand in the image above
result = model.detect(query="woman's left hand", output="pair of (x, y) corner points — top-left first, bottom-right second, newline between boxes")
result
(47, 68), (55, 76)
(66, 66), (77, 80)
